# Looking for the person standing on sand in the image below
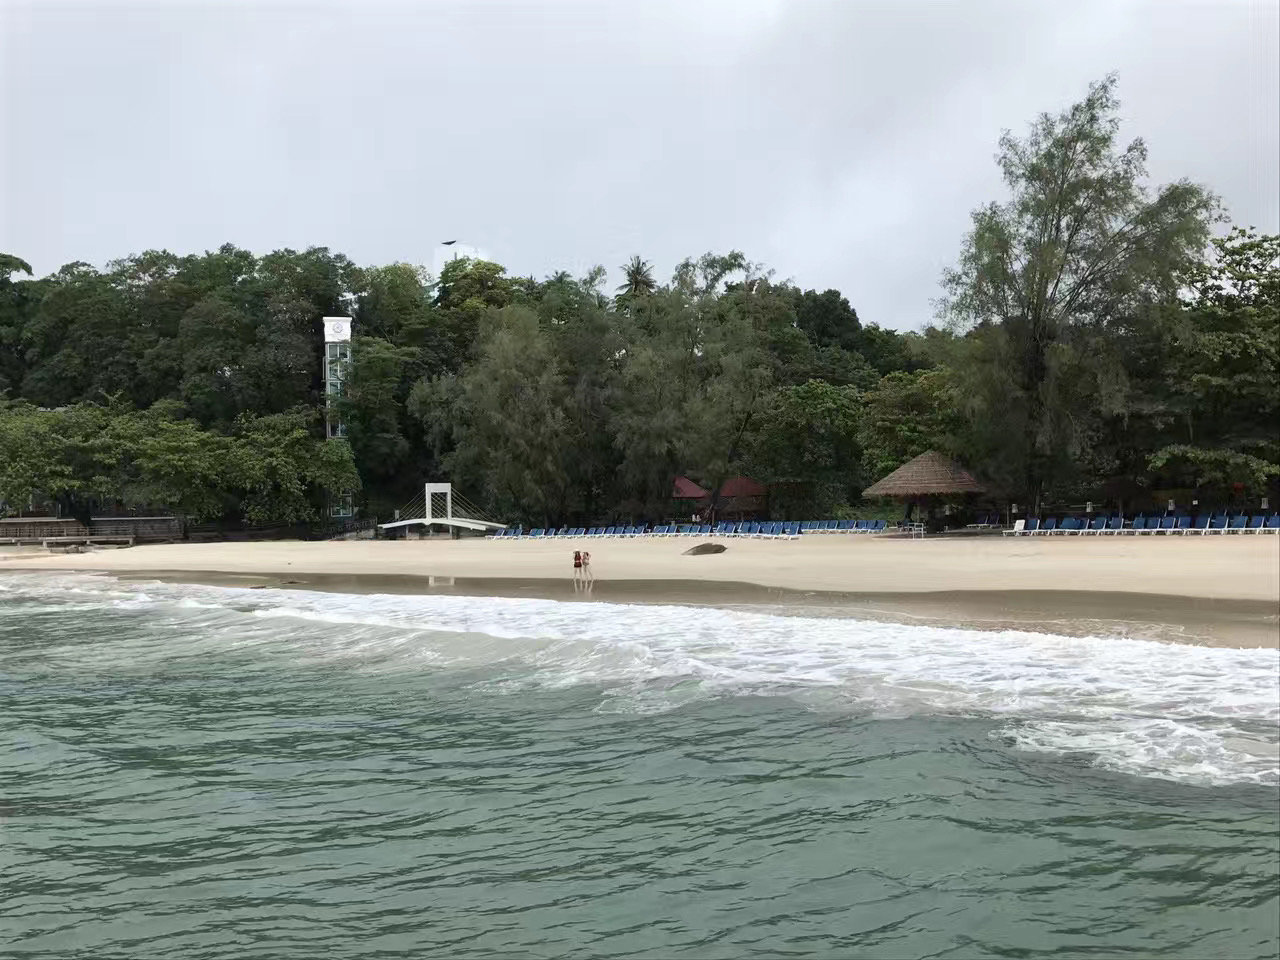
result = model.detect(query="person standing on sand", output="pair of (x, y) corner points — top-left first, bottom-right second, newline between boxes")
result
(573, 550), (583, 580)
(581, 551), (593, 582)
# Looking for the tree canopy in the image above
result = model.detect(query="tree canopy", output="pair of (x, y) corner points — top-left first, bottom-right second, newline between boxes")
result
(1, 77), (1275, 527)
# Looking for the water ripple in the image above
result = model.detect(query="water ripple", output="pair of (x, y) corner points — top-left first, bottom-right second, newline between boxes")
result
(2, 573), (1278, 959)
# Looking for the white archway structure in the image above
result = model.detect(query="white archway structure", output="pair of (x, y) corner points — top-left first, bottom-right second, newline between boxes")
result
(379, 483), (506, 533)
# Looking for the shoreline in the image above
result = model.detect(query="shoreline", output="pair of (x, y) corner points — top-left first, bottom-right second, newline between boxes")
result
(5, 536), (1278, 648)
(142, 573), (1280, 648)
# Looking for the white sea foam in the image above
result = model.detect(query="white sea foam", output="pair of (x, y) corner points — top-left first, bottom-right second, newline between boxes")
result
(3, 572), (1278, 786)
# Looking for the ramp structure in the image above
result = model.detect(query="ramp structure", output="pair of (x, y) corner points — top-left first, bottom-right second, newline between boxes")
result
(379, 483), (506, 533)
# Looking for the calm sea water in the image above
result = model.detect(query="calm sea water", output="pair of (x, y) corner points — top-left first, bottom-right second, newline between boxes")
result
(3, 572), (1278, 959)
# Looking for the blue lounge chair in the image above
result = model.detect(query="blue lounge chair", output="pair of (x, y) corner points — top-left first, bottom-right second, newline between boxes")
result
(1037, 517), (1058, 535)
(1266, 514), (1280, 533)
(1185, 515), (1209, 535)
(1101, 515), (1125, 534)
(1085, 516), (1106, 534)
(1174, 516), (1192, 534)
(1022, 517), (1041, 535)
(1206, 515), (1228, 534)
(1246, 514), (1266, 533)
(1226, 514), (1248, 533)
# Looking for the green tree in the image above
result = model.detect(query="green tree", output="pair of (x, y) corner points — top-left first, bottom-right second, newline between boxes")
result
(229, 409), (360, 524)
(336, 336), (420, 490)
(616, 255), (657, 303)
(746, 380), (863, 517)
(940, 74), (1219, 506)
(1146, 228), (1280, 495)
(859, 369), (964, 483)
(417, 307), (576, 525)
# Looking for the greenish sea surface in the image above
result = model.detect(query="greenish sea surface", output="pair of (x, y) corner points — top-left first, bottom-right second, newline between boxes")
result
(2, 572), (1277, 959)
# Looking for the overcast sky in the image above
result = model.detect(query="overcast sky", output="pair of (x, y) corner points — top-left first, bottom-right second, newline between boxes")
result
(3, 0), (1277, 330)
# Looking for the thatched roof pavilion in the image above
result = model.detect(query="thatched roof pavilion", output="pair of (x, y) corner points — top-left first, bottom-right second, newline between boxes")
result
(863, 451), (984, 498)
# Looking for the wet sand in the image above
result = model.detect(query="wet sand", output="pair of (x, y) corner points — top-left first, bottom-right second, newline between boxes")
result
(107, 571), (1278, 648)
(6, 535), (1277, 648)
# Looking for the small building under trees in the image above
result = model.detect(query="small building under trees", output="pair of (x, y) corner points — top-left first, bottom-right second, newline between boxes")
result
(863, 450), (985, 530)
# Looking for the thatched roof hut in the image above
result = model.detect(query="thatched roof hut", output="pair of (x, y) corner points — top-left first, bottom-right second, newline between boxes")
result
(863, 451), (984, 498)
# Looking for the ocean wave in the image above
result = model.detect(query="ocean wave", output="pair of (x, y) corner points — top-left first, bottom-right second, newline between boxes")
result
(2, 571), (1277, 786)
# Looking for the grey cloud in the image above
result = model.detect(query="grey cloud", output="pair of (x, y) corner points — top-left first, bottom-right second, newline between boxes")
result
(2, 0), (1276, 329)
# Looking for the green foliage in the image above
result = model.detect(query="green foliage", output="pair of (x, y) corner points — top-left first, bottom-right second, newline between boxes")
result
(616, 255), (657, 304)
(2, 77), (1271, 527)
(424, 307), (577, 524)
(1144, 228), (1280, 493)
(746, 381), (863, 517)
(230, 409), (360, 524)
(0, 400), (356, 525)
(1146, 445), (1279, 493)
(940, 74), (1220, 505)
(859, 370), (964, 481)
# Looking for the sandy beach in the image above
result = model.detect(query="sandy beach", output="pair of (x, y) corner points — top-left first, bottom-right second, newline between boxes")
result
(5, 534), (1278, 647)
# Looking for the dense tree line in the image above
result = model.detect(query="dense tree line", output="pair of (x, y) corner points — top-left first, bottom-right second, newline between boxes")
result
(1, 77), (1275, 527)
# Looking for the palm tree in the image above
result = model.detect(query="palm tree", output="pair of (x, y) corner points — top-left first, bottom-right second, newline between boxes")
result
(616, 256), (656, 300)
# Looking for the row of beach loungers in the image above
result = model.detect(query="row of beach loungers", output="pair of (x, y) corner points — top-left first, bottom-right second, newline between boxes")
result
(1003, 514), (1280, 536)
(488, 519), (890, 540)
